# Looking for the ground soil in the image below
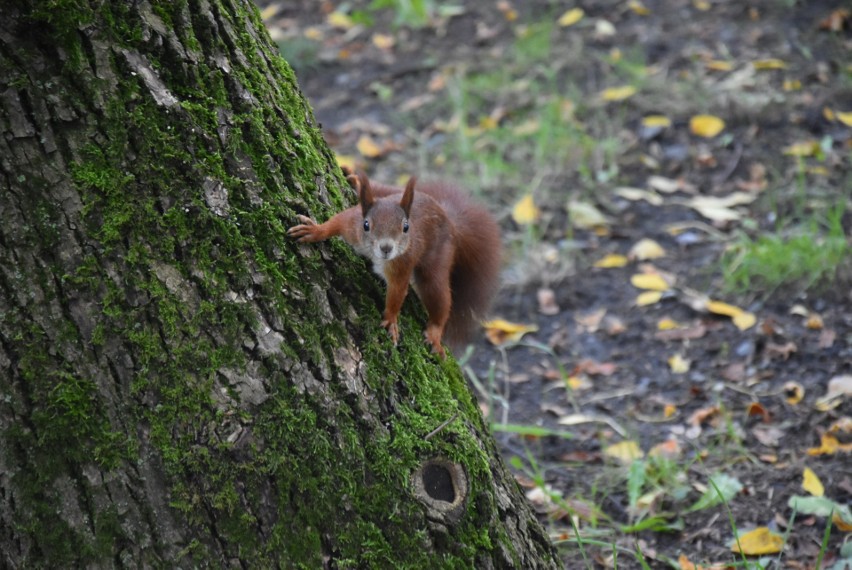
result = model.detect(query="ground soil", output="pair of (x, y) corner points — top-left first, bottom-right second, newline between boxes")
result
(266, 1), (851, 567)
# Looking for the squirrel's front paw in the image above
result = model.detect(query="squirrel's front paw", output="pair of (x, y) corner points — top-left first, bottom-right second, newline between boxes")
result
(287, 215), (321, 242)
(381, 318), (400, 345)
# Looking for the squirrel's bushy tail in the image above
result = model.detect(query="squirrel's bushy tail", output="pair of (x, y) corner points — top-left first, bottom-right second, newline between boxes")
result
(442, 193), (502, 350)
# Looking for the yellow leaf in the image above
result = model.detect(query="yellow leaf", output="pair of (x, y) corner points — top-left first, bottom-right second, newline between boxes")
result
(335, 154), (358, 171)
(303, 27), (324, 40)
(636, 291), (663, 306)
(657, 318), (680, 330)
(641, 115), (672, 128)
(690, 115), (725, 138)
(483, 319), (538, 345)
(558, 8), (585, 26)
(663, 404), (677, 418)
(782, 79), (802, 91)
(479, 116), (499, 131)
(356, 135), (382, 158)
(833, 511), (852, 532)
(371, 33), (395, 50)
(802, 467), (825, 497)
(668, 354), (690, 374)
(753, 58), (787, 70)
(259, 4), (280, 20)
(630, 273), (670, 291)
(823, 107), (836, 122)
(601, 85), (637, 102)
(604, 440), (643, 464)
(837, 111), (852, 127)
(731, 527), (784, 555)
(783, 381), (804, 405)
(628, 0), (650, 16)
(327, 11), (355, 30)
(806, 433), (852, 456)
(693, 0), (711, 10)
(706, 300), (743, 318)
(511, 194), (540, 225)
(733, 311), (756, 331)
(629, 238), (666, 260)
(783, 140), (819, 157)
(512, 119), (541, 136)
(706, 60), (734, 71)
(594, 253), (629, 268)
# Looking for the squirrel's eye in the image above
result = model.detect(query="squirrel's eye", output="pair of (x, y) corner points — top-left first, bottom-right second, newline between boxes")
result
(363, 219), (370, 232)
(402, 220), (409, 233)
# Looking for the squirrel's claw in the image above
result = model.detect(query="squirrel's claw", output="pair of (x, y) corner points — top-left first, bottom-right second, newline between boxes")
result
(381, 319), (399, 345)
(424, 326), (447, 359)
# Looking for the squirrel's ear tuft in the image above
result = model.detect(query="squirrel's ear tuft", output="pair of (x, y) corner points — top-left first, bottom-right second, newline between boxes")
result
(400, 176), (416, 216)
(358, 172), (374, 216)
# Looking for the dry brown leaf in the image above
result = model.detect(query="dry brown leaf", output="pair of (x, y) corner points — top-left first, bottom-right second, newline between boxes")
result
(819, 9), (850, 31)
(655, 323), (707, 341)
(648, 439), (682, 459)
(818, 328), (836, 349)
(575, 308), (607, 332)
(765, 341), (797, 360)
(806, 312), (824, 330)
(536, 288), (560, 316)
(688, 405), (720, 427)
(746, 401), (770, 422)
(603, 315), (626, 335)
(578, 359), (618, 377)
(752, 426), (785, 447)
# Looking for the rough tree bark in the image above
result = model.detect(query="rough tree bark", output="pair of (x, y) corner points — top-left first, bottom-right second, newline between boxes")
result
(0, 1), (559, 567)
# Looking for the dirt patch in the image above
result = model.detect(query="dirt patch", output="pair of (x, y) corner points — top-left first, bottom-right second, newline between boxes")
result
(266, 1), (851, 566)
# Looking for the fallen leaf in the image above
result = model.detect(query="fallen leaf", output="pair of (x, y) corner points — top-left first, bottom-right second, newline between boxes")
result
(631, 273), (671, 291)
(628, 0), (650, 16)
(512, 194), (540, 225)
(806, 312), (824, 329)
(731, 527), (784, 555)
(663, 404), (677, 418)
(483, 319), (538, 345)
(575, 308), (607, 331)
(335, 154), (359, 171)
(657, 318), (680, 331)
(837, 111), (852, 127)
(327, 11), (355, 30)
(818, 328), (837, 349)
(641, 115), (672, 128)
(783, 140), (819, 157)
(706, 300), (745, 318)
(614, 186), (664, 205)
(788, 495), (852, 530)
(752, 58), (787, 70)
(807, 432), (852, 456)
(601, 85), (638, 102)
(629, 238), (666, 260)
(647, 175), (695, 194)
(802, 467), (825, 497)
(819, 9), (850, 32)
(747, 401), (770, 422)
(649, 439), (682, 459)
(752, 426), (785, 447)
(371, 33), (395, 49)
(688, 405), (720, 427)
(537, 288), (560, 315)
(557, 7), (584, 26)
(765, 341), (797, 360)
(356, 134), (383, 158)
(594, 253), (629, 268)
(567, 200), (609, 229)
(655, 323), (707, 341)
(815, 375), (852, 411)
(578, 359), (618, 376)
(783, 381), (804, 405)
(706, 60), (734, 71)
(259, 4), (280, 20)
(733, 311), (756, 331)
(636, 291), (664, 306)
(604, 440), (643, 464)
(668, 354), (691, 374)
(689, 115), (725, 138)
(594, 18), (616, 38)
(688, 472), (742, 512)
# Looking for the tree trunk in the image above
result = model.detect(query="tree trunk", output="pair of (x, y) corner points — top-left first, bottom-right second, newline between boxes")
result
(0, 1), (559, 567)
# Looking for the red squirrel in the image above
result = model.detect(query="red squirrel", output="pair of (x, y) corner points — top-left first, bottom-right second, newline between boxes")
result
(287, 170), (502, 357)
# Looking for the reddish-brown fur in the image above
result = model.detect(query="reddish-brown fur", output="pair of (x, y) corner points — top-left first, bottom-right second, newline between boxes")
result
(287, 170), (502, 357)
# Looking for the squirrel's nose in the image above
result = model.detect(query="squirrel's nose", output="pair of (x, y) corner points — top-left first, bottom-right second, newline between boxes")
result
(380, 244), (393, 256)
